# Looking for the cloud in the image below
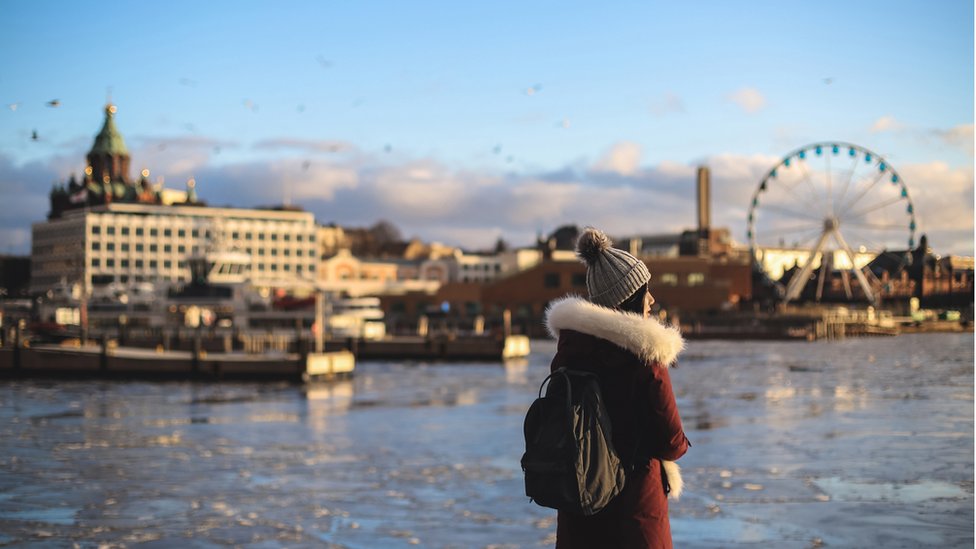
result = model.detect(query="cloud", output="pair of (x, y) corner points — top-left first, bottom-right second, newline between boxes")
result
(278, 161), (359, 203)
(727, 87), (766, 114)
(931, 124), (974, 156)
(650, 92), (685, 116)
(370, 162), (469, 217)
(899, 160), (973, 253)
(130, 135), (238, 179)
(594, 142), (642, 176)
(418, 225), (510, 250)
(509, 180), (582, 224)
(869, 119), (972, 158)
(700, 153), (782, 226)
(3, 141), (972, 258)
(253, 138), (356, 155)
(0, 227), (31, 254)
(187, 148), (707, 249)
(898, 161), (974, 234)
(196, 158), (358, 206)
(870, 115), (904, 133)
(0, 155), (59, 254)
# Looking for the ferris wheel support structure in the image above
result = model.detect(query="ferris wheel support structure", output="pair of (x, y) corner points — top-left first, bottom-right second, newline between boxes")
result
(781, 217), (878, 305)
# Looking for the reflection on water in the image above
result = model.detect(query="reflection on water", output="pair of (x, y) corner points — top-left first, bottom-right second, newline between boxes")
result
(813, 477), (968, 504)
(0, 334), (971, 547)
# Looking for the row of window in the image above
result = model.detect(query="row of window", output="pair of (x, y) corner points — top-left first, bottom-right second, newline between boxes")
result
(253, 264), (316, 273)
(90, 225), (315, 242)
(543, 273), (588, 288)
(92, 242), (191, 254)
(656, 273), (706, 286)
(90, 242), (315, 257)
(91, 258), (316, 273)
(92, 258), (186, 269)
(460, 263), (502, 272)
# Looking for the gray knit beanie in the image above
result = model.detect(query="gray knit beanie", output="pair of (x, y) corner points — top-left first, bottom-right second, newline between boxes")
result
(575, 227), (650, 308)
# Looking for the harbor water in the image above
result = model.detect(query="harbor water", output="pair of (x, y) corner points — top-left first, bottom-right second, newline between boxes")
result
(0, 333), (972, 548)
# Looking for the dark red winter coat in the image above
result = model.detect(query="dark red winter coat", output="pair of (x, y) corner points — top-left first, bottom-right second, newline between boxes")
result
(544, 296), (690, 549)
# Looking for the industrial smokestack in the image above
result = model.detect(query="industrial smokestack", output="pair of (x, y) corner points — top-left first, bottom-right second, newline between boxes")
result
(696, 166), (710, 233)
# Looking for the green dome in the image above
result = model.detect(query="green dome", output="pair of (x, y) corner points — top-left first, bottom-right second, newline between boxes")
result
(90, 104), (129, 156)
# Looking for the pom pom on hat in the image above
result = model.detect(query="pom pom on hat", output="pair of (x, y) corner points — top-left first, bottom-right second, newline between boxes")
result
(576, 227), (612, 266)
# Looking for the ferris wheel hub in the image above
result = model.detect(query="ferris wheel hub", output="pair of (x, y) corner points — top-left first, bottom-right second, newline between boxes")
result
(823, 216), (840, 231)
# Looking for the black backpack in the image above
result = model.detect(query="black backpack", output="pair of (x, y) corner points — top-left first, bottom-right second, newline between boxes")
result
(520, 367), (627, 516)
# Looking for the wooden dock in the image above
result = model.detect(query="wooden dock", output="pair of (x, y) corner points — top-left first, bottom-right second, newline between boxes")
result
(0, 328), (527, 381)
(57, 324), (530, 361)
(0, 343), (354, 382)
(326, 334), (530, 362)
(681, 309), (903, 341)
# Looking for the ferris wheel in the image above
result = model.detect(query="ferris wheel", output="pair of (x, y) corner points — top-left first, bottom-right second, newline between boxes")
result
(747, 142), (917, 305)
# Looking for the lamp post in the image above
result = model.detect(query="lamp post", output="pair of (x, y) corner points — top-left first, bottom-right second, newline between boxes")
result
(118, 314), (128, 347)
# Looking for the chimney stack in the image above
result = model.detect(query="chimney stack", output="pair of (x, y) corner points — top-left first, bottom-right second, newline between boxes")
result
(696, 166), (710, 233)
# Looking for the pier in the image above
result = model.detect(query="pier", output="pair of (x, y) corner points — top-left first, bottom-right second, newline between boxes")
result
(680, 306), (969, 341)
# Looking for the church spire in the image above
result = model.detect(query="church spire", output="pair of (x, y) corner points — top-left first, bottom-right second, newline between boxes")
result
(87, 103), (131, 184)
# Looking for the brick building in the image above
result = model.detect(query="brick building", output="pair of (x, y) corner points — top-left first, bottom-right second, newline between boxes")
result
(474, 254), (751, 337)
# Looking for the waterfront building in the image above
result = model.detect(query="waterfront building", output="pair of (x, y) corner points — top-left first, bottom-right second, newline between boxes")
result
(865, 235), (973, 308)
(320, 249), (399, 284)
(31, 202), (319, 293)
(420, 252), (502, 283)
(419, 248), (550, 284)
(316, 249), (439, 298)
(30, 104), (319, 294)
(479, 253), (752, 336)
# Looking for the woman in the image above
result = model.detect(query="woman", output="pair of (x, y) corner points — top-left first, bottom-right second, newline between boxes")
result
(544, 227), (689, 549)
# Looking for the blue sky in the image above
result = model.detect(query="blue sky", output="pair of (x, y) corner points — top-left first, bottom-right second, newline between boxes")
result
(1, 0), (972, 255)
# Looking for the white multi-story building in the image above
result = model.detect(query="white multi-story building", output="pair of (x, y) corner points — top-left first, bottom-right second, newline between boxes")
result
(31, 203), (318, 293)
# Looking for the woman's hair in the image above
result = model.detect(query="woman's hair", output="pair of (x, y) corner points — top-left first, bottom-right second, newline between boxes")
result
(617, 283), (648, 315)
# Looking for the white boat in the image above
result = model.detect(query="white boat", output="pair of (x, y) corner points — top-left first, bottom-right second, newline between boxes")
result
(327, 296), (386, 340)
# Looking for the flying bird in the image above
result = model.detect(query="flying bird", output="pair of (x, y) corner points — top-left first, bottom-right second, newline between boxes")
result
(46, 99), (60, 107)
(31, 129), (38, 141)
(823, 77), (834, 85)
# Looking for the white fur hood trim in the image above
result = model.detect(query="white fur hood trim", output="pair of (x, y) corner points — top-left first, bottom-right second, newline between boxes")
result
(544, 296), (685, 367)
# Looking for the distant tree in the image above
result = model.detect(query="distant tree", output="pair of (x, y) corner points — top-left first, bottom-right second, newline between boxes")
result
(548, 225), (580, 250)
(493, 237), (510, 254)
(369, 220), (402, 245)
